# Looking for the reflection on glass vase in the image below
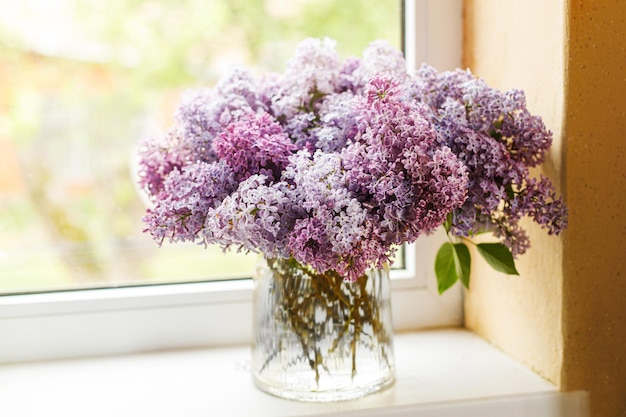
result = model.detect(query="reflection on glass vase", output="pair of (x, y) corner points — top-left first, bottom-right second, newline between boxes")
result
(251, 256), (395, 402)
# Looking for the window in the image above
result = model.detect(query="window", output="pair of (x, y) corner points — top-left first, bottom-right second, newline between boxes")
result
(0, 0), (401, 293)
(0, 0), (463, 364)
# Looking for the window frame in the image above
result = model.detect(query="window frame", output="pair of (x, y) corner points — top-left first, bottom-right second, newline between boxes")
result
(0, 0), (463, 365)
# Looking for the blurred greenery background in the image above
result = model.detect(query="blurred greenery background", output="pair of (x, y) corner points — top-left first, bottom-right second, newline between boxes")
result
(0, 0), (401, 293)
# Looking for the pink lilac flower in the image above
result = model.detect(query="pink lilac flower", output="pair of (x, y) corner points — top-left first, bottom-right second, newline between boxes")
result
(136, 128), (193, 198)
(213, 112), (296, 183)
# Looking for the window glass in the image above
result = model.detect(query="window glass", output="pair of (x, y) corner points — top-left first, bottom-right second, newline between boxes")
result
(0, 0), (401, 293)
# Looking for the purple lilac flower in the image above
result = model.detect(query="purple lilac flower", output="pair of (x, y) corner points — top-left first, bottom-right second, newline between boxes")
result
(413, 64), (568, 256)
(283, 112), (319, 152)
(287, 212), (342, 276)
(337, 56), (362, 92)
(137, 128), (193, 198)
(174, 67), (265, 164)
(282, 90), (359, 153)
(142, 161), (237, 244)
(311, 92), (359, 152)
(342, 74), (468, 246)
(523, 176), (569, 235)
(213, 112), (296, 183)
(414, 64), (553, 169)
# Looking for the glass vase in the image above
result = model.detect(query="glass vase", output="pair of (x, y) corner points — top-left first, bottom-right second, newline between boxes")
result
(251, 256), (395, 402)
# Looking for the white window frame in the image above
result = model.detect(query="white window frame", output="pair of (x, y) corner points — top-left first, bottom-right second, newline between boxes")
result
(0, 0), (463, 365)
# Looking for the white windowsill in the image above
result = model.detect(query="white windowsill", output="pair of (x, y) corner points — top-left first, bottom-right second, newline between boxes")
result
(0, 328), (588, 417)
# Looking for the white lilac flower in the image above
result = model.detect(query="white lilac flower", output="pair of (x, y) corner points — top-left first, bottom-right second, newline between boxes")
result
(204, 175), (295, 257)
(352, 40), (409, 90)
(270, 37), (341, 121)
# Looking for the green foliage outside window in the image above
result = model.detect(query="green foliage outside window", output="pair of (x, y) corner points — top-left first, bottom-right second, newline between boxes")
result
(0, 0), (400, 293)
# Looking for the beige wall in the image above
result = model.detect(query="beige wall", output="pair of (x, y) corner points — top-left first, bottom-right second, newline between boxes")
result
(561, 1), (626, 416)
(462, 0), (566, 384)
(463, 1), (626, 417)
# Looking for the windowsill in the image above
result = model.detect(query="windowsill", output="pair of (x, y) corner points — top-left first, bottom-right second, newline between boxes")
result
(0, 328), (587, 417)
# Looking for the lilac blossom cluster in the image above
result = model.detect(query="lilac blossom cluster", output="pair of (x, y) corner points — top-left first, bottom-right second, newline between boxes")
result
(138, 38), (566, 280)
(410, 65), (568, 256)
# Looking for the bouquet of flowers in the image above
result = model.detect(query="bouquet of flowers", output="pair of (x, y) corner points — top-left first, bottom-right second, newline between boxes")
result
(138, 38), (567, 291)
(138, 38), (567, 396)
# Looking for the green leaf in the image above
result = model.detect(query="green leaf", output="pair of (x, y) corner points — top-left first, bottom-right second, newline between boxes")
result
(435, 243), (458, 294)
(453, 243), (471, 289)
(435, 242), (472, 294)
(488, 128), (503, 140)
(505, 184), (515, 200)
(476, 243), (519, 275)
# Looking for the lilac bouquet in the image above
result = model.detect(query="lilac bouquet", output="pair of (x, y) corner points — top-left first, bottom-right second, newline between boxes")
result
(411, 66), (568, 291)
(138, 38), (567, 291)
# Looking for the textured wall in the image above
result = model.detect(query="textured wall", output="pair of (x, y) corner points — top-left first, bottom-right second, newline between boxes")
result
(561, 1), (626, 416)
(462, 0), (566, 385)
(463, 1), (626, 416)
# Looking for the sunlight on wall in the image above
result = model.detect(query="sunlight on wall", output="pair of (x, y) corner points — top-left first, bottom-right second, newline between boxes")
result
(462, 0), (566, 386)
